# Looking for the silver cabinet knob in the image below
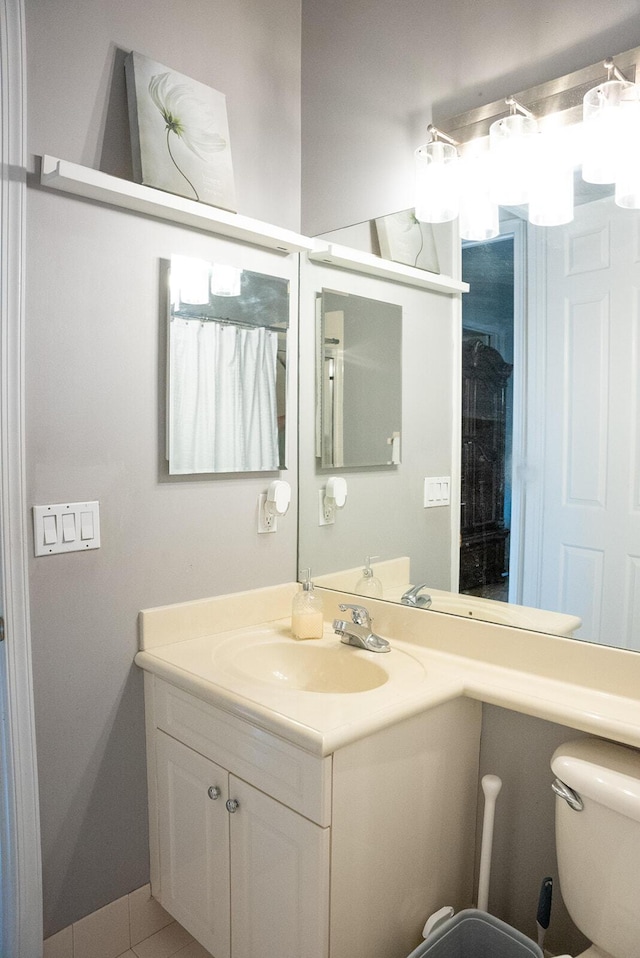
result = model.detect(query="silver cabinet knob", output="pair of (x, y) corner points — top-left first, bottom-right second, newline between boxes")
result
(226, 798), (240, 813)
(207, 786), (221, 801)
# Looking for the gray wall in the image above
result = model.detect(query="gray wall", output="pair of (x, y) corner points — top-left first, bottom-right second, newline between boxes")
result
(477, 706), (589, 957)
(25, 0), (301, 937)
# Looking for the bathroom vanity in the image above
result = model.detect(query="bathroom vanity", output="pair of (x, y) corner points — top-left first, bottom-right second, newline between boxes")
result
(136, 583), (640, 958)
(142, 673), (479, 958)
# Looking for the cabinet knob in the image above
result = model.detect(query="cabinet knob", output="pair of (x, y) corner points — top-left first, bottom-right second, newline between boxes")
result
(226, 798), (240, 813)
(207, 786), (221, 801)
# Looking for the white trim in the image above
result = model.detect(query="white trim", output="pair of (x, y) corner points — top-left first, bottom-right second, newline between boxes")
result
(500, 217), (527, 604)
(449, 226), (463, 592)
(0, 1), (43, 956)
(518, 223), (548, 608)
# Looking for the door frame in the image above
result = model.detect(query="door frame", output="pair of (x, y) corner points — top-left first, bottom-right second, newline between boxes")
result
(0, 0), (43, 954)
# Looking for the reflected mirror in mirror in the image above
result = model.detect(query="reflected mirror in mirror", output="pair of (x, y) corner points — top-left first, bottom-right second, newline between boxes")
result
(168, 255), (289, 474)
(317, 289), (402, 468)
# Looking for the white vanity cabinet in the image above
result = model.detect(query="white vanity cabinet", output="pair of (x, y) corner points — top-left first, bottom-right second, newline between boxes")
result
(143, 673), (481, 958)
(155, 732), (231, 955)
(145, 676), (331, 958)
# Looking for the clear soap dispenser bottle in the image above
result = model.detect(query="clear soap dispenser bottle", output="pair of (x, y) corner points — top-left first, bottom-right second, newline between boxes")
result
(291, 569), (324, 640)
(355, 556), (383, 598)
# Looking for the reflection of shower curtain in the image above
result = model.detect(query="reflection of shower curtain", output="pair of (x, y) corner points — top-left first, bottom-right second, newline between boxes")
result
(169, 318), (280, 473)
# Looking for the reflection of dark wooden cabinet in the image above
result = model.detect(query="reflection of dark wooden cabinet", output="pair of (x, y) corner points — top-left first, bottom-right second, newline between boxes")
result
(460, 340), (512, 591)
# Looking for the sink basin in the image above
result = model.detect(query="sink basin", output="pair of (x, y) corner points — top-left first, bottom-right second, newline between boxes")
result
(214, 640), (389, 693)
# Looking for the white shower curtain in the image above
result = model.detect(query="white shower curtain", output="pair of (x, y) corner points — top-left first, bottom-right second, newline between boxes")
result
(169, 318), (280, 473)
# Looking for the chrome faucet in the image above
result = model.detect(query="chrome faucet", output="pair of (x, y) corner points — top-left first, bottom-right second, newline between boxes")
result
(401, 584), (433, 608)
(332, 603), (390, 652)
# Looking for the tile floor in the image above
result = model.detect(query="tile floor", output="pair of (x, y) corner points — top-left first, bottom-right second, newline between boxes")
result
(43, 884), (213, 958)
(113, 923), (213, 958)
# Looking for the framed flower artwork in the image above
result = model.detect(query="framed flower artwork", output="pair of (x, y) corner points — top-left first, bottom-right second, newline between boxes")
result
(374, 209), (440, 273)
(125, 51), (237, 211)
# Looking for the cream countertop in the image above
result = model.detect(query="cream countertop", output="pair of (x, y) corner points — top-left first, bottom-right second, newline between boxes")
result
(136, 582), (640, 756)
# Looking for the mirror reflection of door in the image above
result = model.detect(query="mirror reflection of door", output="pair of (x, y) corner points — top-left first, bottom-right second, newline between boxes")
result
(460, 235), (515, 601)
(317, 289), (402, 469)
(322, 310), (344, 467)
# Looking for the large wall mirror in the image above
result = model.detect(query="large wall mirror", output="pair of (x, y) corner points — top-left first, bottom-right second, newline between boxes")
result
(317, 289), (402, 468)
(299, 50), (640, 654)
(167, 255), (289, 474)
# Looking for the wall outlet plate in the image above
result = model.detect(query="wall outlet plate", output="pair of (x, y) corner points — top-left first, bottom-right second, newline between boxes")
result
(318, 489), (335, 525)
(257, 494), (277, 533)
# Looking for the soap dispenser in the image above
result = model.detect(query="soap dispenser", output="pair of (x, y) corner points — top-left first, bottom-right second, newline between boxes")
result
(291, 569), (324, 640)
(355, 556), (383, 598)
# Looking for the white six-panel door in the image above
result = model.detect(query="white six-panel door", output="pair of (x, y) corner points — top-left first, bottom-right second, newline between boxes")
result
(532, 196), (640, 649)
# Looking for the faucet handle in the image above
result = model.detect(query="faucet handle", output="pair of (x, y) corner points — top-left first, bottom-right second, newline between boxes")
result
(338, 603), (371, 627)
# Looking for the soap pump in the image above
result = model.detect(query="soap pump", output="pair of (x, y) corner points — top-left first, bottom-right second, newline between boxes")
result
(291, 569), (324, 640)
(355, 556), (383, 598)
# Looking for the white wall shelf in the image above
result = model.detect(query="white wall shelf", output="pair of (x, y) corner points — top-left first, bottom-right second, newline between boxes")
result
(308, 241), (468, 294)
(39, 157), (468, 290)
(40, 155), (317, 254)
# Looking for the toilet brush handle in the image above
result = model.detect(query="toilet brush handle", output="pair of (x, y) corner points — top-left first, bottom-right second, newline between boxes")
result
(477, 774), (502, 913)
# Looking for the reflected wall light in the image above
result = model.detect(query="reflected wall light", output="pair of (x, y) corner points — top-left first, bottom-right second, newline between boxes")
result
(210, 263), (242, 297)
(170, 255), (210, 305)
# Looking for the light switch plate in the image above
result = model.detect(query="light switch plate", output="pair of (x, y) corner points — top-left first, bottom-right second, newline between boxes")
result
(423, 476), (451, 508)
(33, 501), (100, 556)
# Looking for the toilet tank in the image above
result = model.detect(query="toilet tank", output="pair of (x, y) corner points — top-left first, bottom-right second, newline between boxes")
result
(551, 738), (640, 958)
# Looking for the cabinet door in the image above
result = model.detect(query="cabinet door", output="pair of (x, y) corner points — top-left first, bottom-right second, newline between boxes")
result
(229, 775), (330, 958)
(156, 731), (231, 958)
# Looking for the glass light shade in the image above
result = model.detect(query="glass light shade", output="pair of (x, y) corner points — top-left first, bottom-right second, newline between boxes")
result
(459, 154), (499, 241)
(613, 92), (640, 208)
(615, 161), (640, 208)
(489, 113), (538, 206)
(171, 255), (210, 305)
(210, 264), (242, 297)
(582, 79), (640, 184)
(528, 131), (575, 226)
(415, 140), (459, 223)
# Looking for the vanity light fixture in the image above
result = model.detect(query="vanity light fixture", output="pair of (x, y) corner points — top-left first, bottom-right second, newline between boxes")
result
(414, 50), (640, 231)
(258, 479), (291, 534)
(319, 476), (348, 526)
(488, 96), (538, 207)
(458, 147), (499, 241)
(414, 125), (460, 224)
(583, 58), (640, 208)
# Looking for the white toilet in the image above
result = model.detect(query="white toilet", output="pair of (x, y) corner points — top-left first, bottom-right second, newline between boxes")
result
(551, 737), (640, 958)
